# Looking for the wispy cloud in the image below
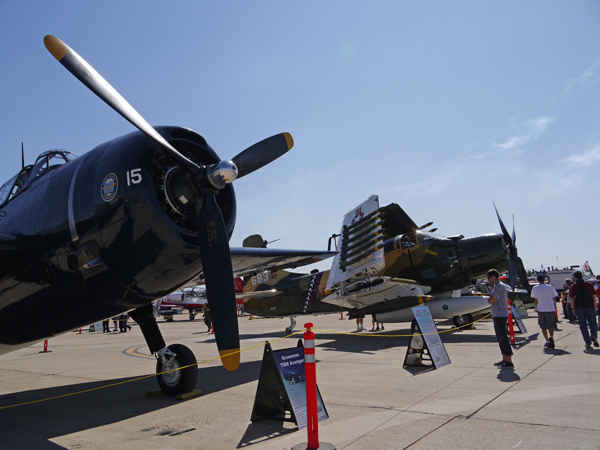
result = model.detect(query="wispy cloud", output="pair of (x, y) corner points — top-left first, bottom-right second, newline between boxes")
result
(562, 145), (600, 167)
(563, 58), (600, 96)
(492, 116), (554, 154)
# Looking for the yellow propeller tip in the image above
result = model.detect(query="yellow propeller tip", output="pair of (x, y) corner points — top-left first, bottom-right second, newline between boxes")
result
(219, 349), (240, 371)
(44, 35), (69, 61)
(283, 132), (294, 150)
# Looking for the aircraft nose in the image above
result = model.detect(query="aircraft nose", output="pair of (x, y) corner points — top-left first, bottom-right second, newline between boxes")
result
(460, 233), (507, 274)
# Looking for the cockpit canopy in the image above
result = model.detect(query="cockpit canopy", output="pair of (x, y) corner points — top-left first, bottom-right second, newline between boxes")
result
(0, 150), (77, 207)
(383, 230), (442, 252)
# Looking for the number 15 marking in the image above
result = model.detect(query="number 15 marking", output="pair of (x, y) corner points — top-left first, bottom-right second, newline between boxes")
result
(127, 169), (142, 186)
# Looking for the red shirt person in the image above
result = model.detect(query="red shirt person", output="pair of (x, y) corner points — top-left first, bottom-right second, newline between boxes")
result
(569, 271), (599, 349)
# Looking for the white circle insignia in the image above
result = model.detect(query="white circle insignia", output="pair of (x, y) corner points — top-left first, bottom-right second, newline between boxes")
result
(101, 173), (118, 202)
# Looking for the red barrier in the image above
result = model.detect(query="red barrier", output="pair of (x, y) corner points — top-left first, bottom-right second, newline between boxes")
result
(508, 301), (515, 344)
(304, 322), (319, 450)
(39, 340), (51, 353)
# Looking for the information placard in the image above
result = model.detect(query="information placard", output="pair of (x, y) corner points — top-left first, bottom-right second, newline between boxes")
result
(511, 305), (527, 334)
(273, 347), (328, 430)
(411, 306), (451, 369)
(513, 299), (528, 319)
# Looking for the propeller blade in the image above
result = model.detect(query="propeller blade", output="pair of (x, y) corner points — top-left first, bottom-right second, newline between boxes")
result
(232, 132), (294, 179)
(196, 194), (240, 371)
(43, 35), (201, 176)
(507, 253), (518, 291)
(493, 202), (513, 247)
(418, 222), (434, 230)
(517, 257), (531, 295)
(512, 214), (516, 246)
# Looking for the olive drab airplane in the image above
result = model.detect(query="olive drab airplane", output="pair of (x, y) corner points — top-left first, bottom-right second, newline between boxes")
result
(0, 36), (335, 395)
(242, 195), (530, 332)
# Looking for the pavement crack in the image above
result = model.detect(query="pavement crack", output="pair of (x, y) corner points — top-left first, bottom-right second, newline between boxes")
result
(402, 415), (458, 449)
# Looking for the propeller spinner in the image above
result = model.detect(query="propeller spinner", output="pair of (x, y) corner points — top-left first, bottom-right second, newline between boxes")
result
(44, 35), (294, 370)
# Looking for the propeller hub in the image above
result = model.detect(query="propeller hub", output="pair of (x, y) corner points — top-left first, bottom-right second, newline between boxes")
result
(206, 160), (238, 189)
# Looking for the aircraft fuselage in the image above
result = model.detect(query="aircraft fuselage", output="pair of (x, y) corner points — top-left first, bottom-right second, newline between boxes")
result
(0, 127), (236, 354)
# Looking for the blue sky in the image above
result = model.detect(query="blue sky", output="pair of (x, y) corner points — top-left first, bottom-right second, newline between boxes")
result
(1, 1), (599, 275)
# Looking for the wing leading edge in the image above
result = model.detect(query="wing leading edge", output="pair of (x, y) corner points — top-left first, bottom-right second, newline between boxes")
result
(230, 247), (336, 278)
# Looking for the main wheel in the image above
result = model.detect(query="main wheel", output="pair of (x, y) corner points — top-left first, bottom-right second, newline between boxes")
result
(156, 344), (198, 395)
(453, 314), (474, 328)
(189, 313), (196, 320)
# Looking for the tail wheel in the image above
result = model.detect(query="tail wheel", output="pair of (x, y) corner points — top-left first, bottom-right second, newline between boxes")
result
(453, 314), (474, 328)
(189, 314), (196, 321)
(156, 344), (198, 395)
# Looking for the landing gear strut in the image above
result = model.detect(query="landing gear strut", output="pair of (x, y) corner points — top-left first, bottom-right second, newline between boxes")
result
(131, 304), (198, 395)
(285, 316), (297, 334)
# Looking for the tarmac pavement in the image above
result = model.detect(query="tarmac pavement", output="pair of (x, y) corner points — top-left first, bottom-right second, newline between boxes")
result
(1, 311), (599, 450)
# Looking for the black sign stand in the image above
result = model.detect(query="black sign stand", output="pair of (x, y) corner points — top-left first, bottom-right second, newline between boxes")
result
(250, 340), (303, 424)
(403, 320), (436, 368)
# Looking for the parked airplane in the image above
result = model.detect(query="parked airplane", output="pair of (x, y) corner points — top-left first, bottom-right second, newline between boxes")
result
(0, 36), (335, 395)
(242, 195), (528, 332)
(155, 286), (208, 321)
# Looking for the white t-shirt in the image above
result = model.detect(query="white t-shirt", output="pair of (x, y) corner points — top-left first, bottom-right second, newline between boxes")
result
(531, 283), (558, 312)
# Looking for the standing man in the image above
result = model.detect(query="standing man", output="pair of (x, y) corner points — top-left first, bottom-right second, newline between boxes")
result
(569, 270), (598, 349)
(531, 274), (558, 349)
(562, 279), (574, 322)
(487, 269), (513, 368)
(596, 275), (600, 318)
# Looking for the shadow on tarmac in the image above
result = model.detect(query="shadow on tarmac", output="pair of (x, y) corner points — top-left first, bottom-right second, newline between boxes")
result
(237, 419), (298, 448)
(0, 360), (261, 449)
(496, 369), (521, 382)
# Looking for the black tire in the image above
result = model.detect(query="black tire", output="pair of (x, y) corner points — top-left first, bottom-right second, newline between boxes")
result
(189, 314), (195, 321)
(453, 314), (473, 328)
(156, 344), (198, 395)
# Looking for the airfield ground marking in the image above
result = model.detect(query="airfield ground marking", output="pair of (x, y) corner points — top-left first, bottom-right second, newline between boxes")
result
(0, 331), (303, 410)
(1, 319), (575, 410)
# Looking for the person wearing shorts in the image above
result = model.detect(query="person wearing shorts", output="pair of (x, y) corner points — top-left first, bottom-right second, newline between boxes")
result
(531, 274), (558, 349)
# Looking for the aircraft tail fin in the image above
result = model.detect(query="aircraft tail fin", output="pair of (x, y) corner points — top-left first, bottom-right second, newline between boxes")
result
(583, 260), (595, 280)
(243, 234), (268, 248)
(326, 195), (385, 291)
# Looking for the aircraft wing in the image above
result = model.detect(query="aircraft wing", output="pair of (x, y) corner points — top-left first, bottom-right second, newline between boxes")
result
(178, 248), (335, 289)
(235, 289), (281, 300)
(379, 203), (419, 238)
(229, 247), (336, 278)
(322, 276), (431, 309)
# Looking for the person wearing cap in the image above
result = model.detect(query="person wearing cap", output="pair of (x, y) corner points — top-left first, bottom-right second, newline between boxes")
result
(569, 270), (598, 349)
(486, 269), (513, 368)
(531, 274), (559, 349)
